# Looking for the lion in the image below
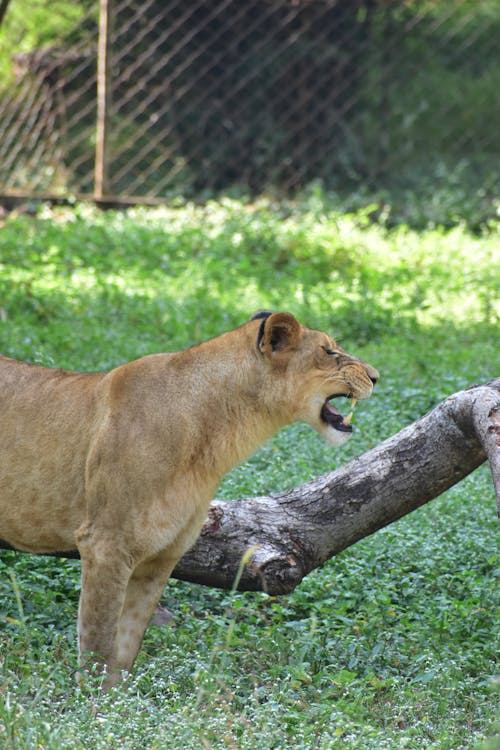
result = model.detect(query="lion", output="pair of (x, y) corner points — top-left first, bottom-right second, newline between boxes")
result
(0, 311), (378, 687)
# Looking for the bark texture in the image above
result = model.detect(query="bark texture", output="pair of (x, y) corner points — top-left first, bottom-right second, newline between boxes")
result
(172, 378), (500, 594)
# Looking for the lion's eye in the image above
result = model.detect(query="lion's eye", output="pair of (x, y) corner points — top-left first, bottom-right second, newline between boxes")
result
(323, 347), (339, 356)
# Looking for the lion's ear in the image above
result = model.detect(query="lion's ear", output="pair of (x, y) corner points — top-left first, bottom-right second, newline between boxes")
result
(258, 312), (302, 356)
(250, 310), (273, 321)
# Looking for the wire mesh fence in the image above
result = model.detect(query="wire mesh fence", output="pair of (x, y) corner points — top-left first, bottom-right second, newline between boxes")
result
(0, 0), (499, 214)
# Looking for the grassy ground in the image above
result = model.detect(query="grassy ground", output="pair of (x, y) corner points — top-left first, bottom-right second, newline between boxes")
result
(0, 198), (499, 749)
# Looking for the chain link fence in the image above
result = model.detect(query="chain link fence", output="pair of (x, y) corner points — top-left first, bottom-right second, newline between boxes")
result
(0, 0), (499, 217)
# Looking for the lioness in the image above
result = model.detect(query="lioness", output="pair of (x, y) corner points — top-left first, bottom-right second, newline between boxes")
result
(0, 312), (378, 687)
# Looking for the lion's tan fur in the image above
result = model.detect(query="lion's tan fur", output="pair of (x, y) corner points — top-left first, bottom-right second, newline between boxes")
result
(0, 312), (378, 686)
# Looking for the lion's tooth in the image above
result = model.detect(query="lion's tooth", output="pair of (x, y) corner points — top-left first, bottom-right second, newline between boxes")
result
(350, 398), (357, 409)
(343, 412), (353, 425)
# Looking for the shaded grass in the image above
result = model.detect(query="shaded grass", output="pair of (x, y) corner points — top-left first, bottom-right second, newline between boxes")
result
(0, 200), (499, 749)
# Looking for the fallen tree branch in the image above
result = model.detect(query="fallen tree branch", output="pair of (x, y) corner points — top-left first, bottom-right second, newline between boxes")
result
(172, 378), (500, 594)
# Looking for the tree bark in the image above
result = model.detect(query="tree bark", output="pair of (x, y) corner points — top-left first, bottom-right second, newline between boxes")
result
(172, 378), (500, 594)
(1, 380), (499, 595)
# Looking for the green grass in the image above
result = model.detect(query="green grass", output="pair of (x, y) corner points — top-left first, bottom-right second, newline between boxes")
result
(0, 199), (499, 749)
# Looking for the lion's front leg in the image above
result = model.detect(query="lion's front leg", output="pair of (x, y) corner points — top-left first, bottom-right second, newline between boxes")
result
(77, 542), (134, 688)
(77, 545), (177, 689)
(113, 553), (178, 677)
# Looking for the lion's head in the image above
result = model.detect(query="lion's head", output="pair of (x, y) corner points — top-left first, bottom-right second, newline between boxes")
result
(252, 311), (379, 446)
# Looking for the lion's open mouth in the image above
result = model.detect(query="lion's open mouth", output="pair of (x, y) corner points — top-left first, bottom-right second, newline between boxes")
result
(320, 395), (357, 432)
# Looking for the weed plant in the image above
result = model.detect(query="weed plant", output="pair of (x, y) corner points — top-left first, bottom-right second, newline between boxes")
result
(0, 199), (499, 749)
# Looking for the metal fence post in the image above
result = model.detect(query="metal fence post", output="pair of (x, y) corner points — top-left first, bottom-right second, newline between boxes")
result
(95, 0), (112, 200)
